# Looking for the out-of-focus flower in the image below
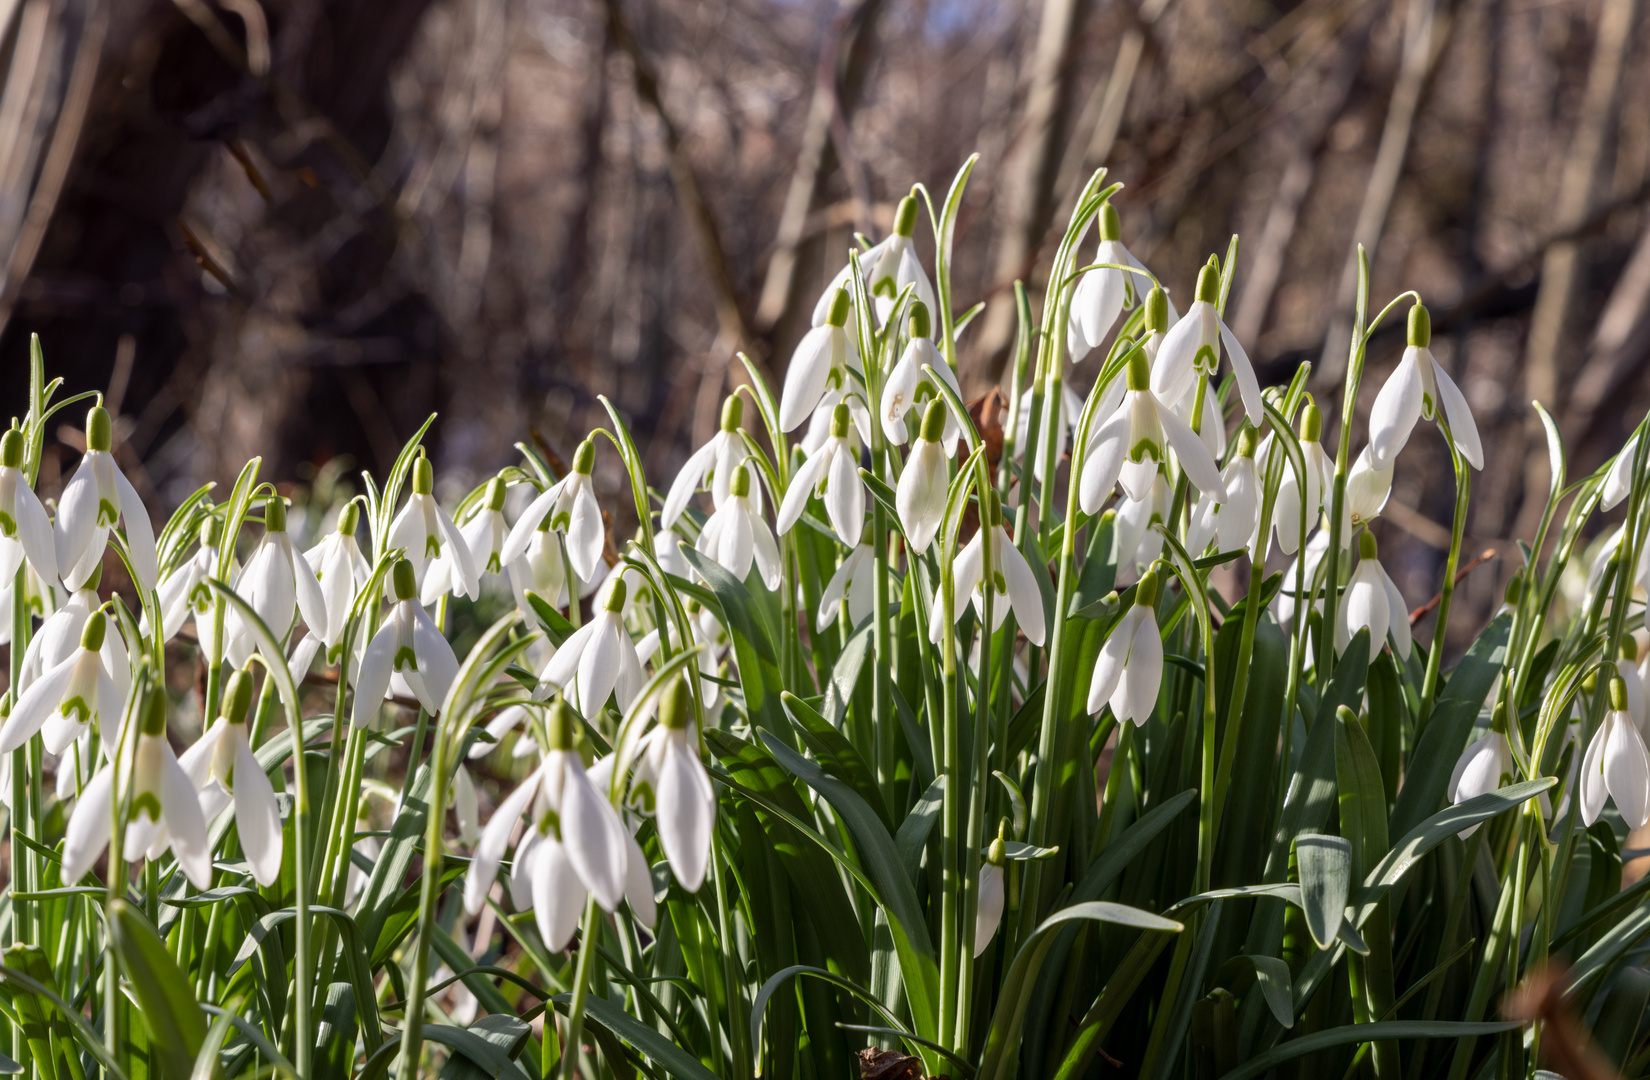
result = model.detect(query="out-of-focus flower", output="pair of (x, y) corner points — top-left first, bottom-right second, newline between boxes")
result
(0, 428), (56, 586)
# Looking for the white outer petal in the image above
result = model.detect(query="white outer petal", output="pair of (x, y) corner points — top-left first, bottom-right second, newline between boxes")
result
(973, 863), (1005, 957)
(113, 466), (160, 592)
(656, 734), (716, 892)
(558, 757), (630, 911)
(999, 537), (1047, 646)
(1429, 357), (1484, 470)
(1367, 350), (1425, 469)
(351, 620), (399, 728)
(160, 746), (214, 888)
(234, 734), (283, 886)
(62, 768), (114, 883)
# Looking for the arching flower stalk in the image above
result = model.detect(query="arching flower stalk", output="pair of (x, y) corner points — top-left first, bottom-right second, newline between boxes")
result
(1367, 303), (1483, 470)
(0, 427), (56, 586)
(662, 396), (758, 529)
(501, 439), (604, 584)
(354, 559), (459, 725)
(389, 453), (480, 601)
(180, 670), (282, 886)
(55, 405), (158, 592)
(1088, 566), (1164, 725)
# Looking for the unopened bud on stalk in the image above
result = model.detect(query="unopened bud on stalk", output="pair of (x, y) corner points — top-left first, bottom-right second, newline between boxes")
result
(893, 195), (919, 239)
(1503, 571), (1521, 606)
(720, 396), (743, 432)
(337, 502), (360, 536)
(987, 825), (1007, 867)
(0, 429), (21, 468)
(826, 289), (852, 328)
(1408, 303), (1431, 348)
(1145, 288), (1169, 334)
(572, 439), (595, 476)
(1299, 403), (1322, 443)
(920, 400), (947, 443)
(485, 477), (508, 511)
(222, 669), (254, 724)
(1359, 531), (1378, 560)
(86, 406), (113, 453)
(200, 516), (223, 547)
(909, 301), (932, 340)
(830, 402), (851, 440)
(392, 558), (417, 602)
(412, 454), (434, 495)
(1098, 202), (1122, 243)
(80, 610), (107, 651)
(659, 675), (692, 731)
(265, 497), (287, 533)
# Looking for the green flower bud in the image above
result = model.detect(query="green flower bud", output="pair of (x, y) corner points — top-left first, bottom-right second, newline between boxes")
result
(0, 429), (21, 469)
(1145, 288), (1169, 334)
(909, 301), (932, 340)
(337, 502), (360, 537)
(720, 395), (744, 433)
(920, 399), (947, 443)
(1098, 202), (1122, 243)
(141, 691), (168, 737)
(893, 195), (919, 238)
(222, 669), (254, 724)
(604, 577), (628, 614)
(412, 454), (434, 495)
(265, 497), (288, 533)
(827, 289), (852, 328)
(1502, 571), (1521, 606)
(830, 402), (851, 440)
(80, 610), (107, 652)
(572, 439), (596, 476)
(392, 558), (417, 602)
(730, 464), (751, 499)
(1299, 403), (1322, 443)
(1195, 264), (1220, 306)
(1407, 303), (1431, 348)
(659, 675), (692, 731)
(1359, 530), (1378, 560)
(987, 827), (1007, 867)
(86, 406), (113, 453)
(1125, 347), (1151, 392)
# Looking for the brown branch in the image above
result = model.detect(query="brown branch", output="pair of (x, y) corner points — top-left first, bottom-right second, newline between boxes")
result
(1408, 548), (1499, 626)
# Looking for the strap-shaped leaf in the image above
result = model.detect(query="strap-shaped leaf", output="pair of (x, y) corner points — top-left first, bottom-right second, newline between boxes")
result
(111, 899), (207, 1080)
(1295, 835), (1352, 950)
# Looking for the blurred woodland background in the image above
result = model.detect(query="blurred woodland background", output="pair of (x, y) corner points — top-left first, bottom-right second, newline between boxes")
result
(1, 0), (1649, 653)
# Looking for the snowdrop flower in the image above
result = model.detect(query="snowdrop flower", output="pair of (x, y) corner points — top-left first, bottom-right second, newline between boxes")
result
(868, 196), (936, 325)
(928, 490), (1046, 646)
(388, 454), (480, 601)
(1602, 433), (1640, 511)
(1341, 447), (1394, 542)
(63, 693), (213, 889)
(353, 559), (459, 725)
(0, 428), (56, 585)
(630, 678), (716, 891)
(663, 397), (757, 529)
(1068, 203), (1148, 362)
(1187, 427), (1259, 557)
(17, 570), (107, 691)
(463, 702), (632, 949)
(501, 440), (604, 584)
(636, 610), (725, 711)
(1115, 474), (1170, 579)
(695, 464), (782, 590)
(897, 402), (950, 552)
(1367, 303), (1482, 470)
(1580, 677), (1650, 828)
(973, 831), (1007, 957)
(1276, 528), (1331, 630)
(1150, 263), (1263, 424)
(425, 477), (509, 604)
(0, 608), (126, 755)
(1336, 532), (1411, 663)
(778, 403), (866, 546)
(1449, 727), (1513, 806)
(881, 302), (963, 451)
(179, 671), (281, 886)
(151, 517), (223, 652)
(224, 497), (328, 669)
(781, 290), (853, 433)
(538, 576), (647, 719)
(509, 519), (601, 623)
(1614, 640), (1646, 730)
(55, 405), (158, 592)
(817, 538), (876, 632)
(1079, 346), (1228, 512)
(1088, 566), (1164, 725)
(1271, 404), (1334, 556)
(304, 502), (372, 655)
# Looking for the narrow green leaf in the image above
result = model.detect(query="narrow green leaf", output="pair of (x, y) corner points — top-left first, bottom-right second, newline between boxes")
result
(1295, 835), (1352, 950)
(111, 899), (207, 1080)
(1214, 1021), (1520, 1080)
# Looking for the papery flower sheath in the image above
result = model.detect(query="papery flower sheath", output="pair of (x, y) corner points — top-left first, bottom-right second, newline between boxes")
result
(388, 453), (480, 601)
(696, 464), (782, 590)
(353, 559), (459, 725)
(1581, 677), (1650, 828)
(928, 490), (1046, 647)
(179, 670), (281, 886)
(881, 302), (963, 451)
(1088, 567), (1164, 725)
(662, 396), (758, 529)
(897, 402), (950, 553)
(55, 405), (158, 592)
(777, 403), (866, 547)
(224, 496), (328, 669)
(1150, 263), (1263, 424)
(1080, 345), (1228, 512)
(0, 428), (56, 586)
(1367, 303), (1482, 470)
(500, 439), (604, 583)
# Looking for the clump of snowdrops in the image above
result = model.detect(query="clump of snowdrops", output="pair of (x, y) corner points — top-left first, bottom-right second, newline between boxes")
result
(1, 159), (1649, 1080)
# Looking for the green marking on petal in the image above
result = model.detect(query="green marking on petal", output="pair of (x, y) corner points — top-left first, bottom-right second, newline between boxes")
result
(1129, 438), (1161, 463)
(131, 793), (163, 822)
(394, 646), (419, 672)
(98, 499), (120, 527)
(0, 511), (14, 537)
(872, 276), (897, 299)
(425, 535), (442, 558)
(1193, 344), (1219, 374)
(61, 696), (91, 724)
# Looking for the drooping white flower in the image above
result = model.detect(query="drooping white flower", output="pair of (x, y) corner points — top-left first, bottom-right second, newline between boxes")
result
(1275, 528), (1331, 631)
(1341, 447), (1394, 542)
(1367, 303), (1482, 470)
(1150, 264), (1263, 424)
(1450, 729), (1513, 806)
(1602, 433), (1640, 511)
(425, 477), (510, 604)
(1336, 531), (1411, 662)
(630, 679), (716, 892)
(695, 464), (782, 591)
(817, 542), (876, 632)
(1187, 429), (1259, 557)
(868, 196), (937, 326)
(224, 497), (328, 669)
(781, 289), (854, 433)
(463, 703), (633, 948)
(973, 833), (1008, 957)
(1079, 347), (1229, 512)
(0, 428), (57, 586)
(1114, 473), (1170, 580)
(508, 520), (602, 624)
(778, 403), (866, 547)
(662, 397), (758, 529)
(0, 609), (126, 756)
(500, 440), (604, 584)
(636, 610), (725, 712)
(17, 575), (109, 691)
(1271, 404), (1335, 556)
(353, 559), (460, 725)
(537, 576), (648, 720)
(179, 670), (281, 886)
(928, 491), (1046, 647)
(897, 402), (950, 553)
(1580, 677), (1650, 828)
(388, 454), (480, 601)
(881, 302), (963, 452)
(54, 405), (158, 592)
(62, 693), (213, 889)
(1068, 203), (1151, 362)
(1175, 382), (1228, 466)
(1088, 569), (1164, 725)
(304, 502), (372, 653)
(150, 517), (223, 652)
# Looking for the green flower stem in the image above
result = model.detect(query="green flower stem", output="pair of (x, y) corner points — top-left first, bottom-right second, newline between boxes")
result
(955, 583), (995, 1052)
(938, 517), (963, 1052)
(396, 718), (456, 1079)
(1444, 810), (1532, 1080)
(873, 466), (896, 818)
(560, 893), (605, 1078)
(712, 835), (751, 1080)
(1418, 434), (1471, 723)
(9, 568), (30, 950)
